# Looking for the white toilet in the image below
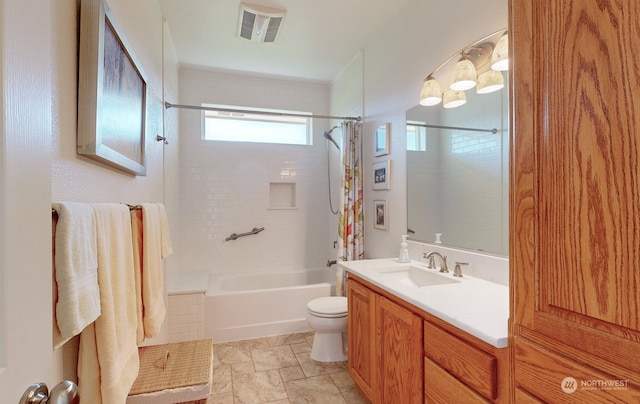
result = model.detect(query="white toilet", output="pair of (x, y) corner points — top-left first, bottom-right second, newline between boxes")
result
(306, 296), (348, 362)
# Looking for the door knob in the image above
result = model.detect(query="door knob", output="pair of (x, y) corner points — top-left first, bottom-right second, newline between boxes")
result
(19, 383), (48, 404)
(49, 381), (79, 404)
(20, 381), (79, 404)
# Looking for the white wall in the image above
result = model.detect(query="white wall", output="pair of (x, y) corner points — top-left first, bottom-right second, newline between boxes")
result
(51, 0), (167, 203)
(330, 0), (508, 259)
(170, 68), (338, 274)
(0, 0), (177, 395)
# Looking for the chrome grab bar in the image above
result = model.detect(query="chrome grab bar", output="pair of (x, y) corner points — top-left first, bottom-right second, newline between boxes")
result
(225, 227), (265, 241)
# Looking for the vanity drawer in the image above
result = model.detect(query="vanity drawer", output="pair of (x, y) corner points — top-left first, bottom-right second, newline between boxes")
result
(424, 320), (497, 400)
(424, 356), (489, 403)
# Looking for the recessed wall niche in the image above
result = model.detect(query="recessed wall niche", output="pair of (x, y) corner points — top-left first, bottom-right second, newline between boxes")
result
(269, 182), (296, 209)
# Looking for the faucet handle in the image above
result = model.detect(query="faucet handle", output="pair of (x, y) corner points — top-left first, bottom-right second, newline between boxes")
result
(439, 255), (449, 273)
(423, 252), (435, 268)
(453, 262), (468, 277)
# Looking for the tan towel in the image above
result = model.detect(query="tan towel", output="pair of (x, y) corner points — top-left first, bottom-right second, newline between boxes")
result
(138, 203), (173, 339)
(131, 209), (145, 344)
(78, 204), (140, 404)
(51, 202), (100, 349)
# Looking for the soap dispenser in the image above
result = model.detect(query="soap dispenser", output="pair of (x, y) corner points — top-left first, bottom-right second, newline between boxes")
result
(398, 235), (411, 263)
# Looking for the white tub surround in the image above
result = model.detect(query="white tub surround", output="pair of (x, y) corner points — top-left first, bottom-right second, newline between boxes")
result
(207, 269), (335, 293)
(340, 258), (508, 348)
(166, 271), (210, 343)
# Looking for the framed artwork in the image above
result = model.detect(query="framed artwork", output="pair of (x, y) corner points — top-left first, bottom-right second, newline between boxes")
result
(77, 0), (148, 176)
(373, 160), (391, 190)
(374, 200), (388, 230)
(374, 122), (390, 156)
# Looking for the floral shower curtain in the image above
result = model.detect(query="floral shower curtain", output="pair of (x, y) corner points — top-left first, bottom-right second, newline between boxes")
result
(338, 120), (364, 264)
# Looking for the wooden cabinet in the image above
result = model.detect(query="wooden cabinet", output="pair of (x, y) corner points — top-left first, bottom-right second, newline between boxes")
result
(347, 275), (422, 403)
(347, 278), (376, 401)
(376, 295), (422, 404)
(510, 0), (640, 401)
(347, 274), (508, 403)
(424, 321), (496, 402)
(423, 316), (509, 403)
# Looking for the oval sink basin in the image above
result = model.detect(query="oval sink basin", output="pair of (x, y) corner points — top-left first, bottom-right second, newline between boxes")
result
(377, 266), (460, 287)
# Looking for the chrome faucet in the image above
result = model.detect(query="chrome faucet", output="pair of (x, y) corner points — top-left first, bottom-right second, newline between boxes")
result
(423, 251), (448, 273)
(326, 260), (337, 267)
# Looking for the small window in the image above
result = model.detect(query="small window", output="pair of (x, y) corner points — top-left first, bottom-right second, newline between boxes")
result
(406, 122), (427, 151)
(202, 104), (312, 146)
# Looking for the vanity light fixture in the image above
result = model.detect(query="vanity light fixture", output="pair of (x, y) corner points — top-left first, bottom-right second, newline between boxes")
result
(443, 90), (466, 109)
(419, 28), (508, 108)
(450, 54), (477, 91)
(419, 75), (443, 106)
(476, 69), (505, 94)
(491, 32), (509, 71)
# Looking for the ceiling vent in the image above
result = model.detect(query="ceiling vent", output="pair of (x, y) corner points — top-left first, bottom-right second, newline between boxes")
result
(238, 3), (286, 43)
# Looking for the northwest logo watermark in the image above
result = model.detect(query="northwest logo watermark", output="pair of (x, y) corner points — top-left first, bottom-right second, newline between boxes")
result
(561, 377), (629, 393)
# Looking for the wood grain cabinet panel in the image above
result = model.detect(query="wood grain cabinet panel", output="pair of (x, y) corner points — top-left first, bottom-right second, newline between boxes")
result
(514, 337), (640, 403)
(510, 0), (640, 400)
(347, 277), (376, 402)
(376, 294), (422, 404)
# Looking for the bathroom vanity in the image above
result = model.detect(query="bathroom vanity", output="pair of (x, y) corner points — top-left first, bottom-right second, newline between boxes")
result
(341, 258), (509, 403)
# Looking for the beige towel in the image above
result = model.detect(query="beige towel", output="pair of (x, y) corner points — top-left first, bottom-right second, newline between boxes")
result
(51, 202), (100, 349)
(131, 209), (145, 344)
(138, 203), (173, 339)
(78, 204), (140, 404)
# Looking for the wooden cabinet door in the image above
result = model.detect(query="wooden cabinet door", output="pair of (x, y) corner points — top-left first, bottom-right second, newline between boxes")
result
(347, 278), (376, 402)
(376, 295), (423, 404)
(511, 0), (640, 401)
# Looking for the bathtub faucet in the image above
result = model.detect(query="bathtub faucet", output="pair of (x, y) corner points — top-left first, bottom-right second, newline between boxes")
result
(326, 260), (337, 267)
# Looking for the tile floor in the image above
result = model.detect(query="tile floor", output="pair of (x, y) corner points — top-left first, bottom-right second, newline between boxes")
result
(204, 331), (367, 403)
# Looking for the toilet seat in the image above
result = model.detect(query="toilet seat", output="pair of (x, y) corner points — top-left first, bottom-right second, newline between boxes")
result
(307, 296), (347, 318)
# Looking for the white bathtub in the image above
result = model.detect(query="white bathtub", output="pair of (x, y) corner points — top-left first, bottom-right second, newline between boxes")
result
(204, 269), (335, 343)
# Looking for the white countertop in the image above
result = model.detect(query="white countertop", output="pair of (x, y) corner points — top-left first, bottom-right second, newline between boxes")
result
(339, 258), (509, 348)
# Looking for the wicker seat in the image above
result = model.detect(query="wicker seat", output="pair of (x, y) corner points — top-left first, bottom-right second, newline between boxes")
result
(127, 339), (213, 404)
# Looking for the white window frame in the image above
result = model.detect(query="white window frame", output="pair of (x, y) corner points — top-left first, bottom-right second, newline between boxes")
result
(202, 104), (313, 146)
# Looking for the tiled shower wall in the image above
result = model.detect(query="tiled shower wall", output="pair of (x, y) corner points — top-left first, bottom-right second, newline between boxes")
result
(167, 68), (340, 275)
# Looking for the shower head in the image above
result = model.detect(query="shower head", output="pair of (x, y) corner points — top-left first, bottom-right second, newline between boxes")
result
(323, 126), (340, 150)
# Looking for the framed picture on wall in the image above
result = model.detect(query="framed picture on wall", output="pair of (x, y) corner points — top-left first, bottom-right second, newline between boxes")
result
(374, 122), (390, 156)
(77, 0), (148, 176)
(374, 200), (388, 230)
(373, 160), (391, 190)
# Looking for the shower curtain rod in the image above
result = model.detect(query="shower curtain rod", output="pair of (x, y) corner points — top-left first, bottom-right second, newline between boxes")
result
(411, 123), (498, 134)
(164, 102), (361, 122)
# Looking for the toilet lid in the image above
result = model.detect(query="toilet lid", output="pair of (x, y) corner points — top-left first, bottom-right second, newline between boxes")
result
(307, 296), (347, 317)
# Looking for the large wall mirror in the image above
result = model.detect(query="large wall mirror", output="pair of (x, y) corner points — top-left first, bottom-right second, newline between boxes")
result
(406, 83), (509, 256)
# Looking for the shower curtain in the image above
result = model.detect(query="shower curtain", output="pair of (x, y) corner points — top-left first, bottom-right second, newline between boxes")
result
(338, 120), (364, 264)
